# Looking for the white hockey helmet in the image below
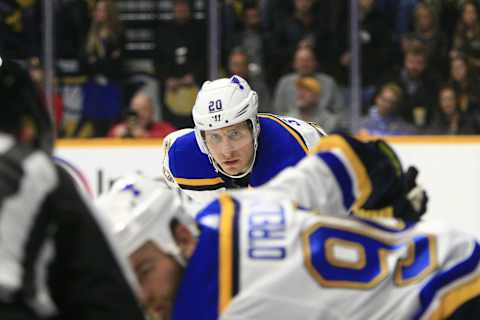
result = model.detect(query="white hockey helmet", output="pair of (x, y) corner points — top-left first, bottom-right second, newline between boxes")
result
(95, 173), (197, 266)
(192, 75), (260, 178)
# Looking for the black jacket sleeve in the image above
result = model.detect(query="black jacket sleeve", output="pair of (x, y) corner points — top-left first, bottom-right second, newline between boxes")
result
(45, 165), (145, 320)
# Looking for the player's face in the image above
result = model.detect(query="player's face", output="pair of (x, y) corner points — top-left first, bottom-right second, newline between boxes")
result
(131, 242), (183, 320)
(204, 121), (255, 176)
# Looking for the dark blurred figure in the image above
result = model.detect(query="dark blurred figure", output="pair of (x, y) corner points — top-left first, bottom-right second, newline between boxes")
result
(402, 2), (448, 76)
(449, 54), (480, 113)
(228, 3), (268, 81)
(0, 0), (39, 58)
(83, 0), (124, 82)
(427, 84), (480, 135)
(156, 0), (206, 129)
(227, 48), (272, 112)
(0, 58), (145, 320)
(108, 91), (176, 138)
(388, 47), (439, 130)
(27, 57), (64, 132)
(357, 83), (417, 136)
(79, 0), (125, 137)
(56, 0), (91, 59)
(270, 0), (326, 79)
(451, 1), (480, 74)
(338, 0), (392, 87)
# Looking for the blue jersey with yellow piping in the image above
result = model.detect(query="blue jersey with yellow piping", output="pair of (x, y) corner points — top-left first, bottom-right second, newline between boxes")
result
(166, 114), (318, 191)
(171, 192), (480, 320)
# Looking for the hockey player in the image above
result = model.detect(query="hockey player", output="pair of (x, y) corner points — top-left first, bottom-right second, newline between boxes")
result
(97, 134), (479, 320)
(161, 75), (326, 207)
(0, 59), (145, 319)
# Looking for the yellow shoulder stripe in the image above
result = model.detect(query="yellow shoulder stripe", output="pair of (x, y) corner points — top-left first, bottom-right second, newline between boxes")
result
(258, 114), (308, 153)
(219, 193), (235, 314)
(428, 275), (480, 319)
(175, 177), (224, 186)
(311, 135), (373, 211)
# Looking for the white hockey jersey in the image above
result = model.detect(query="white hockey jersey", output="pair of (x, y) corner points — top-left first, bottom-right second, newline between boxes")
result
(172, 191), (480, 320)
(161, 114), (325, 211)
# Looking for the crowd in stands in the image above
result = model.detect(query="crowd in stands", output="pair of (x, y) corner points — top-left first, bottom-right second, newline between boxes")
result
(2, 0), (480, 137)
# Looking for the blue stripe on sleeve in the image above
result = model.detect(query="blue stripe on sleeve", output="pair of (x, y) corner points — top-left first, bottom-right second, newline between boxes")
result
(413, 242), (480, 319)
(317, 152), (355, 210)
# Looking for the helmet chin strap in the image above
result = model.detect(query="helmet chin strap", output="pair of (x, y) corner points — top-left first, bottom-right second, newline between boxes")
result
(209, 145), (257, 179)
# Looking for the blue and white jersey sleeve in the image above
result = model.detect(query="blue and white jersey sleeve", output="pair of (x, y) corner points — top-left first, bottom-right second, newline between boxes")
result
(263, 135), (374, 217)
(271, 115), (326, 148)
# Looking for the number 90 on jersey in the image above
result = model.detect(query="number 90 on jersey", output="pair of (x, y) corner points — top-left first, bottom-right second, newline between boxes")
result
(302, 222), (438, 289)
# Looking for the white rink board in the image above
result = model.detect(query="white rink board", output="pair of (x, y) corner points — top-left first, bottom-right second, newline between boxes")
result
(55, 137), (480, 239)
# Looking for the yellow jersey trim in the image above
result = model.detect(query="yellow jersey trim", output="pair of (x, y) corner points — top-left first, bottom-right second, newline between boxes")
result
(311, 135), (372, 210)
(175, 177), (224, 186)
(428, 275), (480, 319)
(56, 138), (164, 148)
(357, 135), (480, 144)
(219, 193), (235, 314)
(258, 114), (308, 153)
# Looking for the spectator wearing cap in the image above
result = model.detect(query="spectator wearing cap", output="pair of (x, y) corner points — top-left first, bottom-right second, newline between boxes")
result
(357, 83), (417, 136)
(286, 77), (341, 133)
(108, 92), (176, 138)
(273, 46), (345, 125)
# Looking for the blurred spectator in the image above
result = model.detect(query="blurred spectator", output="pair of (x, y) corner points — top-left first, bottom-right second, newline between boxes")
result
(229, 3), (267, 80)
(449, 54), (480, 113)
(108, 92), (176, 138)
(270, 0), (326, 78)
(27, 57), (64, 132)
(260, 0), (291, 32)
(338, 0), (392, 87)
(273, 46), (345, 124)
(156, 0), (206, 128)
(56, 0), (91, 59)
(402, 2), (448, 75)
(227, 48), (272, 112)
(78, 0), (125, 137)
(451, 1), (480, 74)
(83, 0), (124, 82)
(357, 83), (417, 136)
(287, 77), (341, 133)
(0, 0), (39, 58)
(427, 84), (479, 134)
(388, 47), (439, 129)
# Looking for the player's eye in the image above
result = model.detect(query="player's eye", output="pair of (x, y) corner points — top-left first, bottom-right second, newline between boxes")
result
(136, 261), (154, 284)
(227, 130), (242, 140)
(206, 133), (223, 145)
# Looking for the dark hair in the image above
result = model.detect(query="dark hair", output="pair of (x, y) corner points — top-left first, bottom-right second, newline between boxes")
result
(0, 59), (53, 152)
(405, 47), (428, 59)
(438, 83), (459, 106)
